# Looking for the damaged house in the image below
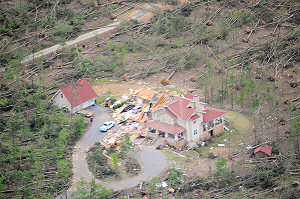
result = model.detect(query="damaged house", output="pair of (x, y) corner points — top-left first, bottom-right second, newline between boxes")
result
(144, 94), (226, 143)
(51, 78), (98, 113)
(133, 88), (157, 105)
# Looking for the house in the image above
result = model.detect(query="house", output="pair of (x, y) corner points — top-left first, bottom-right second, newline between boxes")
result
(254, 144), (272, 158)
(144, 94), (226, 143)
(51, 78), (98, 113)
(133, 88), (157, 105)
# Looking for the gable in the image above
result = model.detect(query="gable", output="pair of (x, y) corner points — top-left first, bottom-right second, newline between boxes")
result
(167, 98), (195, 120)
(60, 78), (97, 107)
(202, 108), (226, 124)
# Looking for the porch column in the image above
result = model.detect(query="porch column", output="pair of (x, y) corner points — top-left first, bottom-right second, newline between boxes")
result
(155, 129), (159, 134)
(165, 133), (168, 138)
(213, 119), (216, 127)
(175, 135), (178, 140)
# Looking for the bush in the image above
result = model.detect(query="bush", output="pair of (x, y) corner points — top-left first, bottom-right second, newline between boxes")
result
(87, 143), (117, 179)
(112, 100), (127, 109)
(165, 168), (183, 188)
(184, 53), (199, 69)
(207, 152), (217, 159)
(167, 143), (176, 149)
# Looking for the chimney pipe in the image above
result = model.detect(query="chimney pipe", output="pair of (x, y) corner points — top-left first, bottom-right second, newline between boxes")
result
(193, 94), (200, 110)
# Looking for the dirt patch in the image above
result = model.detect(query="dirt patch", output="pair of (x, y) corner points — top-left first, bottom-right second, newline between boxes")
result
(137, 12), (155, 23)
(210, 147), (230, 157)
(92, 80), (149, 96)
(124, 159), (141, 175)
(183, 158), (218, 178)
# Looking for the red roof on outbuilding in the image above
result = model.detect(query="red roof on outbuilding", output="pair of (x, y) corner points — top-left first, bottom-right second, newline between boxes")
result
(202, 108), (226, 124)
(60, 78), (97, 107)
(254, 144), (272, 156)
(167, 98), (195, 120)
(144, 120), (186, 135)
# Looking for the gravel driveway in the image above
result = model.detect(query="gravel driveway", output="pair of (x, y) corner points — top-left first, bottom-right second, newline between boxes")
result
(57, 105), (167, 198)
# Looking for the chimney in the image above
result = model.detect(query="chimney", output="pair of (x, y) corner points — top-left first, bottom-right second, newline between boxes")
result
(193, 94), (200, 110)
(199, 102), (206, 112)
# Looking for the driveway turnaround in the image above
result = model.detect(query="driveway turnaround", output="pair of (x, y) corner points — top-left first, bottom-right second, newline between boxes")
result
(57, 105), (167, 198)
(102, 145), (167, 191)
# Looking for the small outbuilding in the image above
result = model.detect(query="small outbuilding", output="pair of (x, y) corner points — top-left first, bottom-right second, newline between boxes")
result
(134, 88), (157, 105)
(51, 78), (97, 113)
(254, 144), (272, 158)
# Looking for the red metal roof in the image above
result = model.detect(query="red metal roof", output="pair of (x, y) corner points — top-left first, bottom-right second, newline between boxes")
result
(202, 108), (226, 124)
(144, 120), (186, 135)
(191, 114), (200, 120)
(254, 144), (272, 156)
(167, 98), (195, 121)
(164, 107), (177, 119)
(184, 93), (193, 99)
(60, 78), (97, 107)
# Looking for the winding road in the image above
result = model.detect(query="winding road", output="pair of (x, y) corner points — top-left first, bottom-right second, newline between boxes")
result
(21, 3), (162, 64)
(57, 105), (167, 198)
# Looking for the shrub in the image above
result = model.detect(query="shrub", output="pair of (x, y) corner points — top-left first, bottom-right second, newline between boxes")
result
(184, 53), (199, 69)
(207, 152), (217, 159)
(112, 100), (127, 109)
(165, 168), (183, 188)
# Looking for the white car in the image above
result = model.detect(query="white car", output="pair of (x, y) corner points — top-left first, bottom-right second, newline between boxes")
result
(99, 121), (115, 132)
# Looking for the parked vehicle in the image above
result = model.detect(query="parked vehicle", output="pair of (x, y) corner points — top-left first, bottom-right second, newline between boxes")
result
(99, 121), (115, 132)
(104, 97), (111, 107)
(77, 110), (95, 118)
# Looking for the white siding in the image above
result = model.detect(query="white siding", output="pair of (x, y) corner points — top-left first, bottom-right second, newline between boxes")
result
(136, 98), (143, 105)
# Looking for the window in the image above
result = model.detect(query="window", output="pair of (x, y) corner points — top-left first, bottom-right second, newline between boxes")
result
(61, 93), (63, 98)
(193, 119), (197, 124)
(193, 129), (198, 135)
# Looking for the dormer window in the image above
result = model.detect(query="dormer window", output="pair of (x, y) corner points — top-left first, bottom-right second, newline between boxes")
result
(61, 93), (63, 98)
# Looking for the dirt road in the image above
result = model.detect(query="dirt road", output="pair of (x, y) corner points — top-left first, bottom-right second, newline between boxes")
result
(21, 3), (162, 64)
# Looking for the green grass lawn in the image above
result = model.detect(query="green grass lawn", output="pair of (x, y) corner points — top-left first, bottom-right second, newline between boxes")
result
(214, 110), (253, 150)
(161, 150), (187, 163)
(223, 110), (251, 132)
(181, 151), (199, 159)
(91, 78), (112, 86)
(153, 87), (185, 95)
(95, 95), (122, 106)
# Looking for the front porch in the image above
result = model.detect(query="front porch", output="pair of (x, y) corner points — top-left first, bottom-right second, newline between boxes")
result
(144, 120), (186, 142)
(148, 128), (185, 141)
